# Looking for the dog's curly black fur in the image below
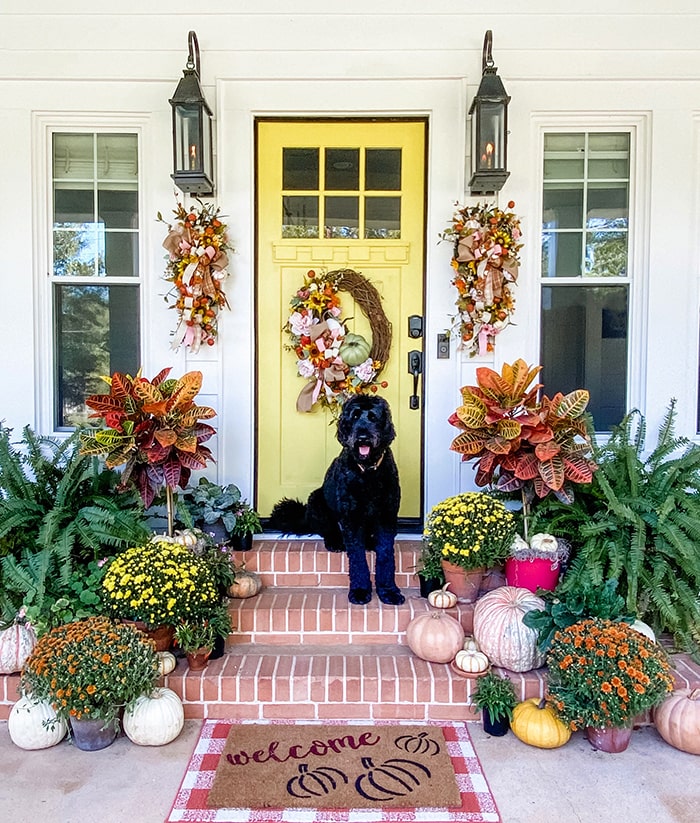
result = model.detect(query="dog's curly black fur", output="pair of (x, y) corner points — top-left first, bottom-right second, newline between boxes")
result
(269, 395), (404, 606)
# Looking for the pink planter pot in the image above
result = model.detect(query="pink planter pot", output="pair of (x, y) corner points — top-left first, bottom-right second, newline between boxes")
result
(505, 557), (560, 593)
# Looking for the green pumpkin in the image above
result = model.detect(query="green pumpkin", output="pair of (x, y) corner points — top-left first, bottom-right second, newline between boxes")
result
(339, 333), (372, 366)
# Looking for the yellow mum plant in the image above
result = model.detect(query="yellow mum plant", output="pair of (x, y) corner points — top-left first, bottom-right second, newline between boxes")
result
(423, 492), (516, 571)
(102, 540), (218, 628)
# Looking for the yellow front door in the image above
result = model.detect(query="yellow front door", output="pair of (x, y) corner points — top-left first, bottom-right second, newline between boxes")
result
(255, 119), (426, 522)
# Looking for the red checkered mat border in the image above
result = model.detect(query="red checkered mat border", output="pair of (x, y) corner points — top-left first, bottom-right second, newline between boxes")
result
(166, 720), (501, 822)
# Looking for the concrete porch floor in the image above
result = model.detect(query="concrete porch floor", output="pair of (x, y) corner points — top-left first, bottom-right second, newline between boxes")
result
(0, 719), (697, 823)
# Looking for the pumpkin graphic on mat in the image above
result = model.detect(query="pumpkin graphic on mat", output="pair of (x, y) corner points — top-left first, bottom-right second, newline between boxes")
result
(286, 763), (349, 798)
(393, 731), (440, 756)
(355, 756), (431, 801)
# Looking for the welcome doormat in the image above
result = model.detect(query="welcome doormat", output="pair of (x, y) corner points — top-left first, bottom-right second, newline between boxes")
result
(166, 720), (501, 822)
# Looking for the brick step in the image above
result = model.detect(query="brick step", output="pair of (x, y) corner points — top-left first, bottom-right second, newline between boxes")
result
(161, 642), (548, 722)
(227, 586), (476, 645)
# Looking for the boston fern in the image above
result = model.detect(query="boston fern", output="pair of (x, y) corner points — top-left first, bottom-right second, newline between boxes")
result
(558, 401), (700, 659)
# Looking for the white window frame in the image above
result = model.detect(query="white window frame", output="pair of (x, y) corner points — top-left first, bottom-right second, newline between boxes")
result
(32, 113), (148, 435)
(531, 112), (651, 426)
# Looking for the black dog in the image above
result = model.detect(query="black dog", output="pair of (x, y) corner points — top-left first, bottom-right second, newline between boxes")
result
(269, 394), (404, 606)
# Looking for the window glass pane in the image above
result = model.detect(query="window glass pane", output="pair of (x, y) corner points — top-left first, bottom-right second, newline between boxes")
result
(364, 197), (401, 239)
(54, 284), (139, 427)
(96, 134), (138, 180)
(324, 196), (358, 238)
(98, 187), (138, 229)
(365, 149), (401, 190)
(541, 231), (582, 277)
(54, 186), (94, 226)
(585, 230), (628, 277)
(544, 133), (585, 179)
(282, 196), (318, 238)
(543, 183), (583, 228)
(53, 227), (100, 276)
(587, 182), (628, 229)
(541, 285), (628, 431)
(325, 149), (359, 190)
(53, 133), (94, 180)
(283, 148), (319, 190)
(103, 232), (138, 277)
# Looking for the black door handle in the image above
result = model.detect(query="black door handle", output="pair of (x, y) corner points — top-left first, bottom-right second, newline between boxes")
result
(408, 350), (423, 410)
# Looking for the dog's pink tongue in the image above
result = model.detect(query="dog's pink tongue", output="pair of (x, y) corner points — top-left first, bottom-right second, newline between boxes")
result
(359, 445), (371, 457)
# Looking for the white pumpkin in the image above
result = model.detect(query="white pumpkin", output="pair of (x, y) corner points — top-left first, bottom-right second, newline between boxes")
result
(0, 620), (37, 674)
(630, 619), (656, 643)
(8, 695), (67, 750)
(463, 636), (481, 652)
(427, 583), (458, 610)
(473, 586), (546, 672)
(157, 651), (177, 676)
(123, 687), (184, 746)
(454, 649), (490, 673)
(528, 533), (559, 553)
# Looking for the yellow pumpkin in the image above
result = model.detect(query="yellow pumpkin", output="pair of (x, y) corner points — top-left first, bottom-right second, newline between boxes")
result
(427, 583), (458, 609)
(511, 698), (572, 749)
(454, 649), (489, 673)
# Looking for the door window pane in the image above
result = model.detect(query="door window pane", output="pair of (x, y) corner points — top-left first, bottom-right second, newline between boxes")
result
(282, 196), (319, 237)
(283, 148), (319, 190)
(366, 149), (401, 190)
(541, 285), (628, 431)
(325, 148), (359, 190)
(54, 284), (140, 427)
(365, 197), (401, 239)
(324, 196), (359, 238)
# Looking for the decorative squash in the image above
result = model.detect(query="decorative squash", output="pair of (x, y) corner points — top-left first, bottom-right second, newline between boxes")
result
(405, 611), (464, 663)
(338, 333), (372, 367)
(123, 687), (185, 746)
(630, 619), (656, 643)
(473, 586), (545, 672)
(8, 695), (67, 750)
(156, 651), (177, 676)
(463, 636), (481, 652)
(173, 529), (199, 548)
(511, 698), (572, 749)
(427, 583), (458, 610)
(454, 648), (490, 674)
(0, 619), (37, 674)
(228, 570), (262, 599)
(654, 688), (700, 755)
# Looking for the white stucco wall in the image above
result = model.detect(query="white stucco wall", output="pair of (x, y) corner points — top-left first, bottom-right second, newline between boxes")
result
(1, 2), (699, 513)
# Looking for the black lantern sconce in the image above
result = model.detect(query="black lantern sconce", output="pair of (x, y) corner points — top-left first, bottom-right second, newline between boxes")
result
(169, 31), (214, 196)
(468, 30), (510, 194)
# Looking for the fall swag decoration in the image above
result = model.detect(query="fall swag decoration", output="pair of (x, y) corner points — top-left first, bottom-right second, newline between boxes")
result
(441, 201), (522, 357)
(284, 268), (392, 413)
(159, 199), (231, 352)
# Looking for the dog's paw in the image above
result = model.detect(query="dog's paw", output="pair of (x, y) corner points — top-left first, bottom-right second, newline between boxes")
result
(377, 587), (405, 606)
(348, 587), (372, 605)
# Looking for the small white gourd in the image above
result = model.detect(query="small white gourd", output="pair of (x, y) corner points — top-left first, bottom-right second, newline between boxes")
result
(123, 687), (184, 746)
(454, 649), (490, 673)
(8, 695), (67, 750)
(463, 636), (481, 652)
(427, 583), (458, 609)
(157, 651), (177, 676)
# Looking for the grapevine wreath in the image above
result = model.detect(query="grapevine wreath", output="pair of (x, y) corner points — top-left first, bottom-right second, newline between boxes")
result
(284, 268), (392, 413)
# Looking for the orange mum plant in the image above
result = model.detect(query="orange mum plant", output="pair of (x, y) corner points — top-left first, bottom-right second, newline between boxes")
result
(21, 616), (159, 725)
(448, 359), (597, 539)
(546, 618), (674, 730)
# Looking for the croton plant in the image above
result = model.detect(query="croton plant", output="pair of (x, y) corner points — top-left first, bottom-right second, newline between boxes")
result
(448, 359), (597, 539)
(79, 368), (216, 534)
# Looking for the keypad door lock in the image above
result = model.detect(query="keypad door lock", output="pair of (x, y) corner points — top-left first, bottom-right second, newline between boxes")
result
(408, 315), (423, 339)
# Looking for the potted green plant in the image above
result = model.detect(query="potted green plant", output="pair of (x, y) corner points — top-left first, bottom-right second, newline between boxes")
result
(448, 359), (597, 543)
(20, 616), (160, 750)
(79, 368), (216, 537)
(471, 671), (518, 736)
(415, 541), (445, 598)
(539, 401), (700, 659)
(182, 478), (242, 544)
(174, 619), (215, 670)
(547, 618), (674, 753)
(231, 501), (262, 551)
(101, 539), (219, 650)
(423, 492), (516, 602)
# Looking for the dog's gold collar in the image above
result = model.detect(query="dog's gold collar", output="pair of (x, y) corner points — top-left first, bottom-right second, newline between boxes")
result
(355, 451), (385, 473)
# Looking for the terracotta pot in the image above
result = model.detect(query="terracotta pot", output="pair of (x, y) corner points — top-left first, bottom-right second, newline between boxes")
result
(585, 725), (633, 753)
(441, 561), (485, 603)
(69, 716), (118, 751)
(186, 648), (212, 671)
(505, 557), (561, 593)
(120, 621), (175, 652)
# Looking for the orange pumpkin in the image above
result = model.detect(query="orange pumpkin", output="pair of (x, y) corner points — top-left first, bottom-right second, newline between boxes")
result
(654, 688), (700, 755)
(406, 612), (464, 663)
(473, 586), (545, 672)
